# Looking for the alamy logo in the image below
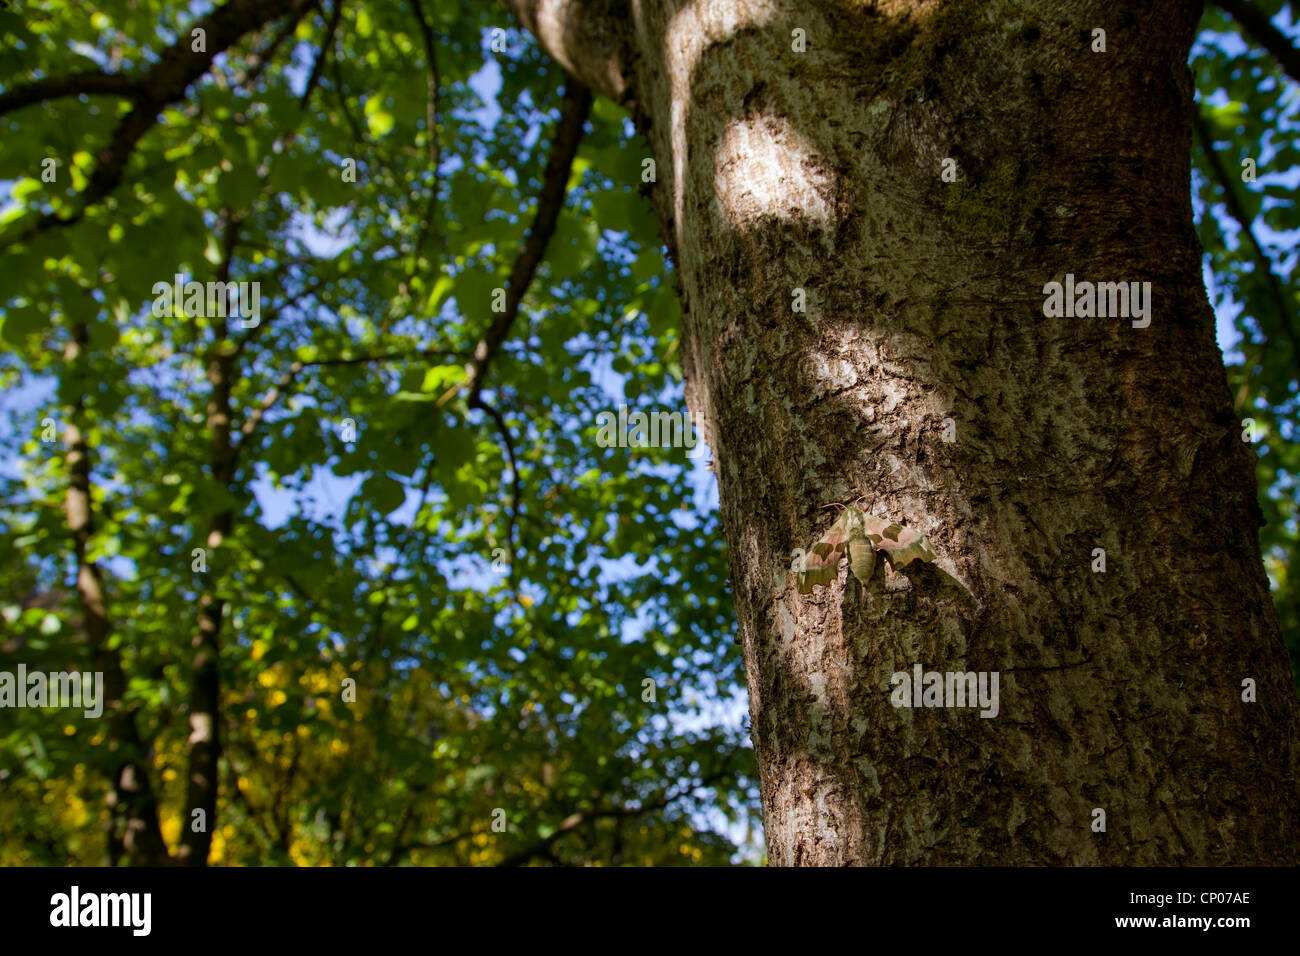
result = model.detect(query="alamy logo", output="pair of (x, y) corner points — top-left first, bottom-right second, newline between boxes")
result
(50, 886), (151, 936)
(1042, 273), (1151, 328)
(595, 405), (702, 450)
(0, 665), (103, 718)
(891, 664), (999, 718)
(151, 273), (261, 327)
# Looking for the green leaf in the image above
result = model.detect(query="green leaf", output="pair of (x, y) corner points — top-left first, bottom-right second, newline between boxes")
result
(547, 213), (600, 276)
(0, 303), (47, 346)
(362, 472), (406, 515)
(367, 108), (395, 138)
(364, 96), (394, 138)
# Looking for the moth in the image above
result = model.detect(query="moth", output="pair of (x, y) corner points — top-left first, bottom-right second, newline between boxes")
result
(795, 506), (937, 594)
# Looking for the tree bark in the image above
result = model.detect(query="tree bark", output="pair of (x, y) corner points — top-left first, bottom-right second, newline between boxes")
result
(63, 327), (172, 866)
(508, 0), (1300, 863)
(176, 403), (230, 866)
(177, 246), (240, 866)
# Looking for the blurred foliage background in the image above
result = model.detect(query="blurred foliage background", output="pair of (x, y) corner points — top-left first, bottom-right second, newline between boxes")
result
(1192, 2), (1300, 691)
(0, 0), (1295, 864)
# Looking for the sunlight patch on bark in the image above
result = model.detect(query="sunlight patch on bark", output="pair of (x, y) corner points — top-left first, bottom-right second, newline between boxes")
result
(666, 0), (786, 242)
(805, 351), (859, 397)
(713, 115), (835, 228)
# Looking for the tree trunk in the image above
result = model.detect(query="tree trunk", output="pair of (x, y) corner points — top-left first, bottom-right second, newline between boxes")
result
(63, 326), (172, 866)
(177, 258), (240, 866)
(509, 0), (1300, 863)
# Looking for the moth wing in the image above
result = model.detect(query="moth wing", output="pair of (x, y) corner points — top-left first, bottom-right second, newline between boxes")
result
(797, 510), (853, 593)
(862, 513), (937, 567)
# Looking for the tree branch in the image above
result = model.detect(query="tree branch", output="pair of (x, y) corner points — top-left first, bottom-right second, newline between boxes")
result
(500, 0), (630, 101)
(303, 348), (464, 367)
(298, 0), (344, 111)
(232, 361), (304, 463)
(0, 0), (312, 252)
(495, 798), (669, 867)
(494, 773), (729, 866)
(279, 572), (322, 613)
(434, 83), (590, 567)
(230, 347), (464, 462)
(410, 0), (441, 170)
(229, 271), (332, 361)
(237, 1), (319, 89)
(330, 34), (368, 145)
(227, 759), (280, 852)
(475, 399), (523, 568)
(445, 80), (591, 409)
(1193, 106), (1300, 380)
(0, 71), (142, 118)
(1215, 0), (1300, 86)
(407, 0), (444, 274)
(384, 826), (480, 865)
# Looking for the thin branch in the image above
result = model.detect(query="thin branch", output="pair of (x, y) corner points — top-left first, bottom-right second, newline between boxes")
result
(229, 272), (332, 360)
(385, 826), (480, 865)
(0, 71), (142, 118)
(410, 0), (441, 169)
(408, 0), (443, 271)
(232, 361), (304, 462)
(0, 495), (62, 510)
(495, 770), (740, 867)
(298, 0), (344, 111)
(230, 348), (463, 460)
(431, 82), (591, 591)
(273, 735), (302, 854)
(381, 802), (420, 866)
(1235, 341), (1267, 411)
(279, 572), (322, 613)
(1215, 0), (1300, 87)
(475, 399), (522, 568)
(443, 80), (592, 409)
(237, 1), (319, 90)
(329, 35), (367, 145)
(495, 796), (674, 867)
(303, 347), (464, 367)
(228, 761), (280, 852)
(1193, 106), (1300, 379)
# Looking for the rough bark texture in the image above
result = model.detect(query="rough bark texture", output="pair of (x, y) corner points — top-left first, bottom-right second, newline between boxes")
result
(509, 0), (1300, 863)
